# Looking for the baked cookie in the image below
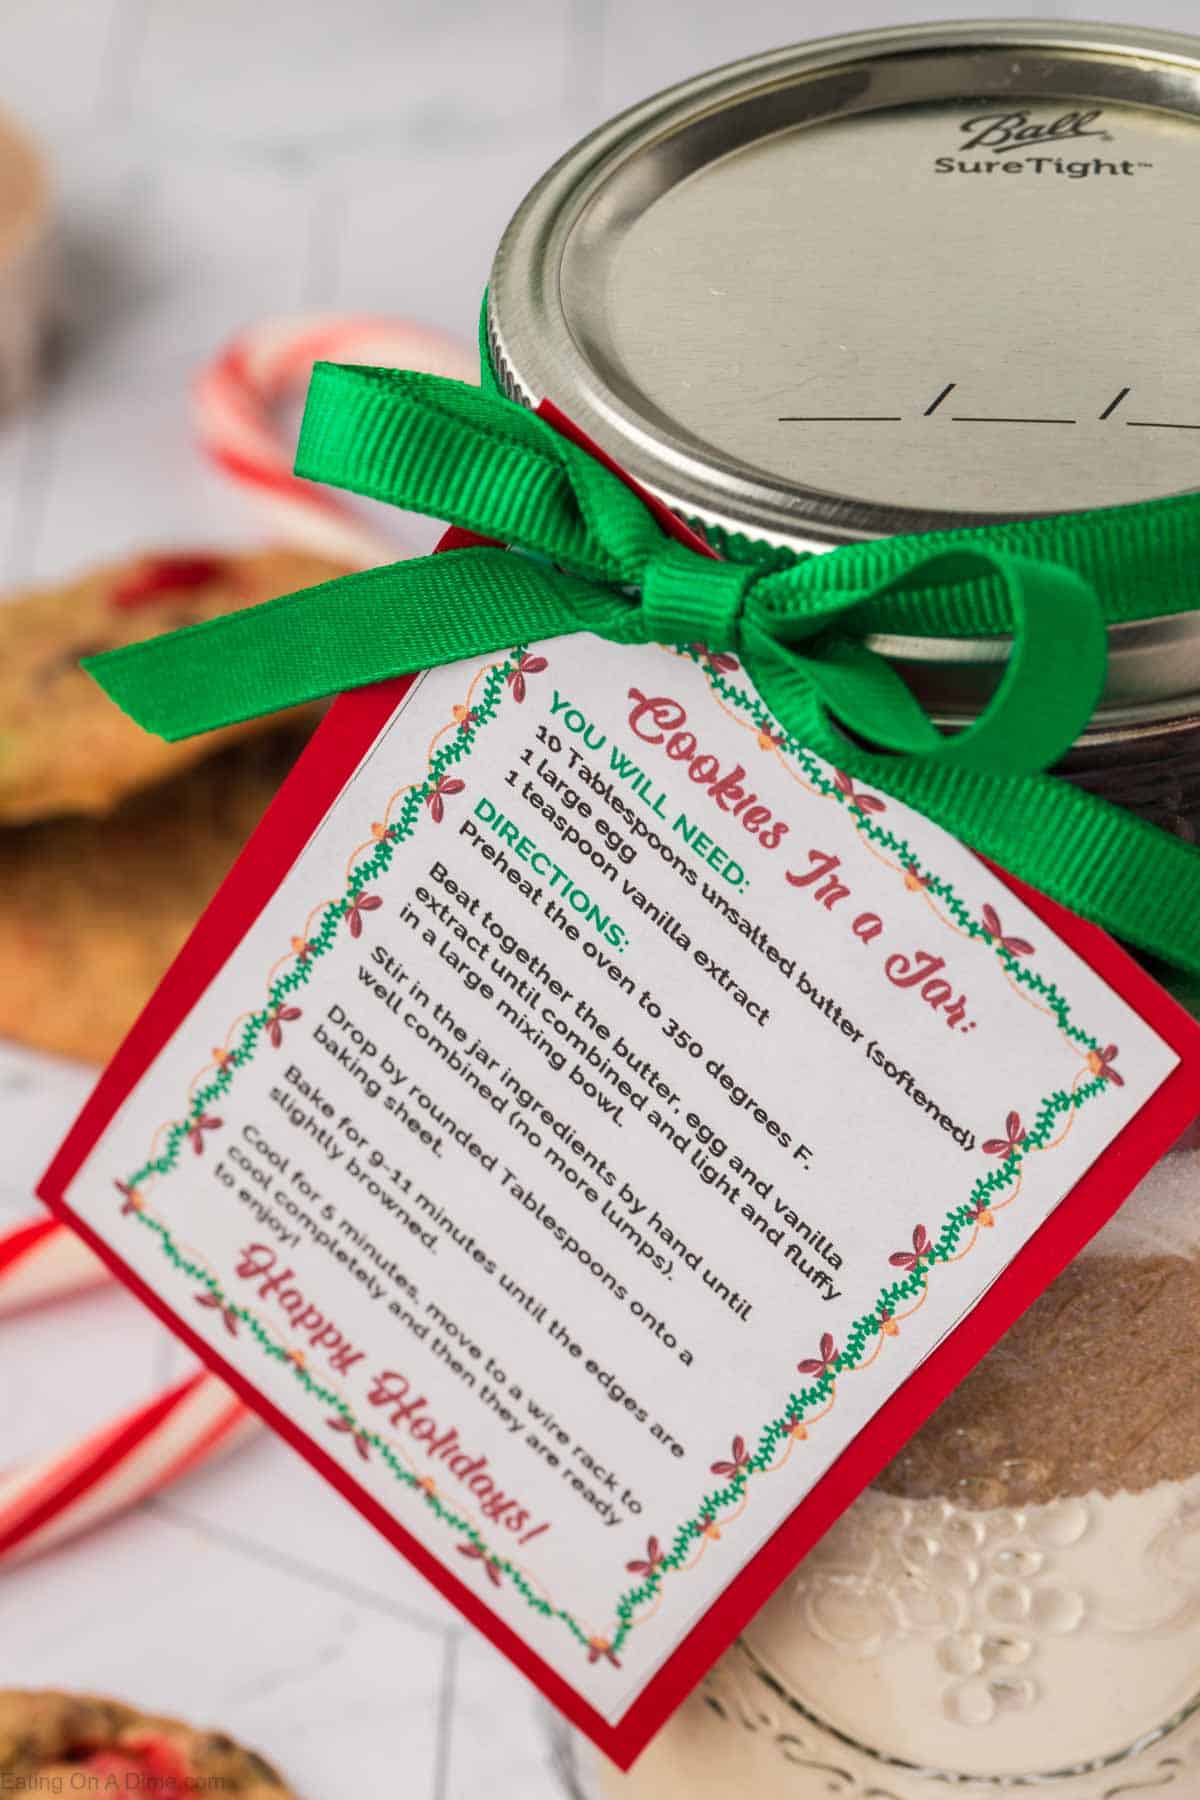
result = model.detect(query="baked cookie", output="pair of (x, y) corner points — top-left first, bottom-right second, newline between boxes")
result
(0, 728), (310, 1064)
(0, 1688), (297, 1794)
(0, 546), (343, 824)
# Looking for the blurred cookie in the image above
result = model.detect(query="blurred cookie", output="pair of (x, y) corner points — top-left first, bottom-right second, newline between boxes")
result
(0, 729), (309, 1064)
(0, 102), (50, 411)
(0, 1688), (297, 1794)
(0, 546), (343, 824)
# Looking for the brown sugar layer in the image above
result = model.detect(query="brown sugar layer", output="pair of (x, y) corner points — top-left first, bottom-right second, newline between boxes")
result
(876, 1251), (1200, 1507)
(0, 729), (310, 1065)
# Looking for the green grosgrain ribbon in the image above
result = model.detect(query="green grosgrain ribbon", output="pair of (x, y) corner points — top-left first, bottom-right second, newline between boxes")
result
(85, 361), (1200, 990)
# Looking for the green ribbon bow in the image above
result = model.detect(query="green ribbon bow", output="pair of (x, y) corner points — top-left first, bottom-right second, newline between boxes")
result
(85, 361), (1200, 996)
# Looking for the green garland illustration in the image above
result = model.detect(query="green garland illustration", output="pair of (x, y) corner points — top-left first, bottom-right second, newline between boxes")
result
(112, 641), (1121, 1671)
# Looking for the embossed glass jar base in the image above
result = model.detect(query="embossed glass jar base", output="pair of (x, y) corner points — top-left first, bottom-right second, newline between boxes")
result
(553, 1486), (1200, 1797)
(554, 1661), (1200, 1798)
(743, 1481), (1200, 1776)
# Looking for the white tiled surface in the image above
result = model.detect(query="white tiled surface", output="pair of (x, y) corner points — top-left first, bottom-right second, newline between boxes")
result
(1, 2), (1197, 1792)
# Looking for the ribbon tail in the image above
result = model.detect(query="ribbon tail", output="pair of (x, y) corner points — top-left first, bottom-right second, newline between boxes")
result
(742, 637), (1200, 981)
(853, 746), (1200, 985)
(83, 549), (597, 741)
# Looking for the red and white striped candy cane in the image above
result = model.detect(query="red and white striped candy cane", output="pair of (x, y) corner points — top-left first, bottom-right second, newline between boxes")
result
(0, 1214), (107, 1317)
(0, 1213), (257, 1563)
(0, 1369), (254, 1565)
(193, 314), (475, 566)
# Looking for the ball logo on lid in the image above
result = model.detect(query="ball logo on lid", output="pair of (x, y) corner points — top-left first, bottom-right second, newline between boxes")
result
(957, 108), (1112, 155)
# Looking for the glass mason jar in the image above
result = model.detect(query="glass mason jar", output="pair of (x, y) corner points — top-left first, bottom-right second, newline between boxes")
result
(488, 19), (1200, 1795)
(552, 1141), (1200, 1797)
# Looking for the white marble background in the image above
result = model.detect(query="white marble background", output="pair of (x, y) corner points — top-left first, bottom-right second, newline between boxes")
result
(0, 2), (1195, 1793)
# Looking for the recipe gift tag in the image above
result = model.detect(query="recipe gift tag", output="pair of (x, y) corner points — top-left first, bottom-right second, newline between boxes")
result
(41, 604), (1200, 1765)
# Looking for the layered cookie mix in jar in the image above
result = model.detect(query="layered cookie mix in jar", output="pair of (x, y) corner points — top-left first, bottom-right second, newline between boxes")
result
(486, 19), (1200, 1794)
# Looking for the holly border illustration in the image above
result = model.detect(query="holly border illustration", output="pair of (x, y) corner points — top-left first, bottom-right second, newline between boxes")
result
(109, 637), (1124, 1674)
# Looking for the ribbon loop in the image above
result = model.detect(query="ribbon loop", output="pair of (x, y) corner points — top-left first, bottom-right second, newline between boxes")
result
(640, 540), (753, 652)
(298, 362), (660, 584)
(926, 551), (1108, 776)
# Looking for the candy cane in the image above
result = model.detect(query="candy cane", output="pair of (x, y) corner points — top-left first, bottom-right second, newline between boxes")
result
(193, 314), (476, 566)
(0, 1369), (255, 1565)
(0, 1215), (107, 1317)
(0, 1216), (258, 1561)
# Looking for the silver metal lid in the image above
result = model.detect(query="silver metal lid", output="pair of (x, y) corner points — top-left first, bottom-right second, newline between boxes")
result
(488, 20), (1200, 736)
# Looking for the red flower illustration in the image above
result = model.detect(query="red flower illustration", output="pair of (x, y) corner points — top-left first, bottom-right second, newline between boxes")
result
(345, 890), (383, 937)
(507, 653), (548, 702)
(982, 1111), (1026, 1157)
(626, 1535), (665, 1576)
(710, 1435), (751, 1478)
(878, 1306), (899, 1337)
(966, 1197), (995, 1229)
(1086, 1043), (1124, 1087)
(187, 1113), (222, 1155)
(784, 1409), (808, 1442)
(291, 935), (316, 963)
(889, 1225), (932, 1271)
(114, 1180), (142, 1216)
(833, 770), (886, 815)
(903, 862), (931, 892)
(690, 643), (739, 674)
(797, 1333), (840, 1379)
(459, 1541), (503, 1587)
(453, 704), (480, 736)
(425, 776), (465, 824)
(587, 1637), (621, 1667)
(327, 1415), (371, 1461)
(195, 1291), (238, 1336)
(265, 1003), (302, 1048)
(980, 904), (1034, 957)
(698, 1509), (722, 1541)
(756, 725), (784, 751)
